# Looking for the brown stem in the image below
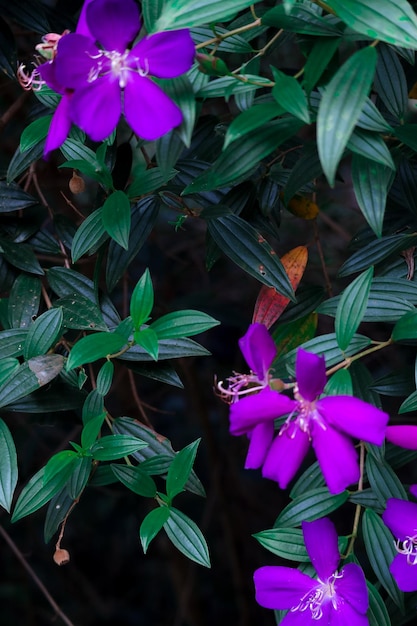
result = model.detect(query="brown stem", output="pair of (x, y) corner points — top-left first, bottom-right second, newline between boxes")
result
(0, 523), (75, 626)
(127, 368), (153, 428)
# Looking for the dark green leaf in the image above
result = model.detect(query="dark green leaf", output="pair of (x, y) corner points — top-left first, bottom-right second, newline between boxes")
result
(317, 46), (377, 186)
(392, 310), (417, 343)
(44, 488), (74, 543)
(7, 142), (44, 184)
(154, 0), (255, 31)
(362, 508), (404, 609)
(11, 465), (73, 523)
(374, 43), (408, 121)
(303, 37), (340, 94)
(366, 455), (408, 506)
(90, 435), (148, 461)
(274, 488), (349, 528)
(20, 116), (52, 152)
(139, 506), (170, 553)
(0, 418), (18, 512)
(254, 528), (309, 561)
(166, 439), (200, 500)
(96, 361), (114, 396)
(130, 268), (154, 329)
(150, 310), (220, 339)
(338, 233), (417, 277)
(102, 190), (131, 250)
(335, 266), (373, 350)
(66, 332), (127, 370)
(23, 308), (63, 359)
(223, 102), (283, 149)
(272, 68), (310, 123)
(207, 215), (295, 299)
(119, 337), (210, 362)
(54, 293), (107, 331)
(8, 274), (41, 329)
(67, 456), (93, 500)
(111, 464), (157, 497)
(348, 130), (394, 170)
(134, 327), (159, 361)
(289, 461), (325, 499)
(71, 208), (108, 263)
(0, 182), (38, 213)
(367, 580), (392, 626)
(44, 450), (77, 485)
(0, 356), (64, 409)
(163, 506), (210, 567)
(351, 155), (393, 237)
(0, 358), (19, 386)
(262, 4), (343, 36)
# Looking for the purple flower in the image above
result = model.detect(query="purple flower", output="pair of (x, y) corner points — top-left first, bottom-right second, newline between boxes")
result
(383, 497), (417, 592)
(43, 0), (195, 145)
(229, 341), (389, 493)
(254, 517), (369, 625)
(386, 425), (417, 449)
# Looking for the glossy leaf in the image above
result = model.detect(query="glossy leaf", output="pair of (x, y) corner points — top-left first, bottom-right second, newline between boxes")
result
(119, 337), (210, 362)
(111, 464), (157, 497)
(8, 274), (41, 329)
(351, 155), (392, 237)
(0, 356), (64, 409)
(150, 310), (220, 339)
(0, 182), (38, 213)
(317, 46), (377, 186)
(207, 215), (295, 300)
(166, 439), (200, 500)
(23, 307), (63, 359)
(134, 327), (159, 361)
(392, 310), (417, 343)
(67, 456), (93, 500)
(348, 130), (394, 171)
(262, 4), (343, 36)
(0, 418), (18, 512)
(374, 43), (408, 121)
(0, 358), (19, 387)
(12, 465), (74, 523)
(66, 332), (127, 370)
(362, 508), (404, 609)
(365, 455), (408, 506)
(90, 435), (148, 461)
(102, 190), (131, 250)
(274, 488), (349, 528)
(272, 68), (310, 123)
(54, 293), (107, 332)
(163, 507), (210, 568)
(140, 506), (170, 553)
(326, 0), (417, 49)
(154, 0), (255, 31)
(367, 581), (392, 626)
(130, 268), (154, 329)
(20, 116), (52, 152)
(253, 528), (309, 562)
(96, 361), (114, 396)
(252, 246), (308, 328)
(338, 233), (417, 277)
(71, 208), (108, 263)
(223, 102), (283, 150)
(335, 266), (373, 351)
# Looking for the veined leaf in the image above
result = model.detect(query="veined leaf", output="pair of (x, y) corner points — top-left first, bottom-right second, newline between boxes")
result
(163, 506), (210, 567)
(0, 418), (18, 512)
(102, 190), (131, 250)
(154, 0), (255, 31)
(66, 332), (127, 370)
(335, 266), (374, 351)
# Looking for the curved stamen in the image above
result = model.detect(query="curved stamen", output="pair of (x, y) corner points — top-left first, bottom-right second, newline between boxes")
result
(395, 534), (417, 565)
(291, 571), (343, 621)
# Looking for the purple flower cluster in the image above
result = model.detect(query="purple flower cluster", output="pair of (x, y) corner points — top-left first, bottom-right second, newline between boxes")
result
(255, 517), (369, 625)
(29, 0), (195, 154)
(224, 323), (389, 494)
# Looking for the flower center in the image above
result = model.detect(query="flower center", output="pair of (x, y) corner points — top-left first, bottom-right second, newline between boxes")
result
(88, 49), (150, 89)
(279, 385), (326, 440)
(291, 572), (343, 620)
(216, 372), (269, 404)
(395, 533), (417, 565)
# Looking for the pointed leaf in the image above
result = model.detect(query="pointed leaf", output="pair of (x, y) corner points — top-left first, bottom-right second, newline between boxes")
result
(351, 155), (392, 237)
(134, 327), (159, 361)
(130, 268), (154, 329)
(154, 0), (255, 31)
(150, 310), (220, 339)
(253, 246), (308, 328)
(207, 215), (295, 299)
(272, 68), (310, 123)
(163, 507), (210, 567)
(90, 435), (148, 461)
(317, 46), (377, 186)
(0, 418), (18, 512)
(335, 266), (374, 351)
(223, 102), (283, 150)
(102, 190), (131, 250)
(140, 506), (170, 553)
(71, 208), (108, 263)
(66, 332), (127, 370)
(166, 439), (200, 500)
(111, 464), (157, 497)
(23, 307), (63, 359)
(275, 487), (349, 528)
(54, 293), (107, 331)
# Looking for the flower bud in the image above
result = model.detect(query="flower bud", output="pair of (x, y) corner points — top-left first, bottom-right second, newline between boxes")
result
(69, 171), (85, 194)
(53, 548), (70, 566)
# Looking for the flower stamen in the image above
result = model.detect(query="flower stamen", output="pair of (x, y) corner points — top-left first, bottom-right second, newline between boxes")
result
(395, 533), (417, 565)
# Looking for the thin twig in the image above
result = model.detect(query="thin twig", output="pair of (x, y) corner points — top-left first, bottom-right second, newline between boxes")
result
(0, 523), (75, 626)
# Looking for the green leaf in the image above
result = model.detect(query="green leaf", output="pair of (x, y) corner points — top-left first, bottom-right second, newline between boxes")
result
(113, 417), (205, 497)
(0, 358), (20, 387)
(126, 166), (178, 199)
(163, 506), (210, 567)
(120, 337), (210, 362)
(392, 310), (417, 343)
(0, 328), (28, 358)
(374, 43), (408, 121)
(134, 327), (159, 361)
(254, 528), (310, 562)
(362, 508), (404, 609)
(7, 142), (44, 184)
(71, 208), (108, 263)
(111, 464), (157, 497)
(335, 266), (373, 351)
(338, 233), (417, 277)
(325, 369), (353, 396)
(130, 268), (154, 329)
(223, 102), (283, 150)
(351, 155), (393, 237)
(8, 274), (41, 329)
(154, 0), (255, 31)
(54, 293), (107, 331)
(90, 435), (148, 461)
(262, 4), (343, 36)
(275, 488), (349, 528)
(0, 182), (38, 213)
(283, 143), (323, 204)
(365, 455), (408, 506)
(184, 118), (304, 193)
(96, 361), (114, 396)
(367, 580), (392, 626)
(349, 488), (384, 513)
(0, 356), (64, 409)
(20, 115), (52, 152)
(67, 456), (92, 500)
(394, 124), (417, 152)
(11, 463), (75, 523)
(317, 46), (377, 186)
(272, 68), (310, 124)
(0, 418), (18, 512)
(44, 450), (77, 486)
(44, 488), (74, 543)
(166, 439), (200, 500)
(289, 461), (325, 499)
(303, 37), (340, 94)
(66, 332), (127, 370)
(150, 310), (220, 339)
(207, 215), (295, 300)
(81, 412), (106, 449)
(348, 130), (394, 170)
(23, 307), (63, 359)
(102, 190), (131, 250)
(139, 506), (170, 553)
(326, 0), (417, 49)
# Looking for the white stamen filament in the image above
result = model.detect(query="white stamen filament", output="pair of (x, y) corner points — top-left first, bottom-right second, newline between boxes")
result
(86, 49), (150, 88)
(395, 533), (417, 565)
(291, 571), (343, 620)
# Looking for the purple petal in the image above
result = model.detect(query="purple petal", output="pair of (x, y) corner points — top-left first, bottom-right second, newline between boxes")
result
(87, 0), (140, 51)
(312, 423), (359, 494)
(336, 563), (369, 614)
(238, 323), (276, 380)
(55, 34), (100, 90)
(280, 611), (317, 625)
(320, 599), (369, 626)
(44, 94), (72, 156)
(302, 518), (340, 580)
(131, 30), (195, 79)
(123, 76), (182, 140)
(245, 422), (274, 469)
(229, 388), (296, 436)
(38, 59), (65, 94)
(383, 498), (417, 541)
(262, 425), (310, 489)
(390, 553), (417, 591)
(75, 0), (95, 36)
(70, 77), (121, 141)
(295, 349), (326, 401)
(254, 566), (315, 610)
(410, 484), (417, 499)
(317, 396), (388, 445)
(386, 425), (417, 449)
